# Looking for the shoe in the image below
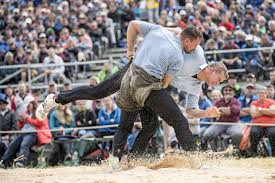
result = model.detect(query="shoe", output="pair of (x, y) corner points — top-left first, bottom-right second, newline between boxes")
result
(107, 155), (121, 172)
(0, 160), (6, 169)
(15, 162), (24, 168)
(36, 94), (57, 121)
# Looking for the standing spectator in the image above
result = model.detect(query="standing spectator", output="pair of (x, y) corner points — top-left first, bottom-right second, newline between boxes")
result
(239, 84), (258, 123)
(250, 87), (275, 157)
(147, 0), (159, 23)
(202, 85), (243, 150)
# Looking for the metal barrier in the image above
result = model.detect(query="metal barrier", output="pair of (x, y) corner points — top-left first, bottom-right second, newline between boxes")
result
(0, 46), (274, 90)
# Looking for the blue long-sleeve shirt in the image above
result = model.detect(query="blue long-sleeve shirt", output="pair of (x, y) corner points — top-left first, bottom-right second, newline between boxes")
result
(238, 94), (258, 122)
(98, 107), (121, 133)
(198, 97), (212, 126)
(49, 111), (75, 135)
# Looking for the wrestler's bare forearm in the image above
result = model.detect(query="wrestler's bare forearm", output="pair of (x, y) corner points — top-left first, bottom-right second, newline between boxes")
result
(127, 21), (140, 53)
(162, 75), (172, 88)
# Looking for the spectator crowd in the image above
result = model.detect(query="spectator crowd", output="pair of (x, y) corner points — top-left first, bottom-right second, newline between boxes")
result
(0, 0), (275, 168)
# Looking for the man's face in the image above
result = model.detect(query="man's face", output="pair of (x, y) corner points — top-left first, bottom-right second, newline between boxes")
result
(18, 83), (27, 95)
(223, 87), (235, 99)
(245, 87), (255, 96)
(270, 71), (275, 81)
(103, 97), (113, 110)
(205, 68), (227, 86)
(182, 38), (201, 53)
(0, 102), (7, 110)
(77, 100), (86, 110)
(267, 86), (274, 97)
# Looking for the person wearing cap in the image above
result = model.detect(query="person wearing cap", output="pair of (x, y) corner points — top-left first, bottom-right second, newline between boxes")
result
(205, 25), (224, 50)
(250, 87), (275, 157)
(238, 84), (258, 123)
(0, 94), (17, 139)
(241, 34), (261, 78)
(227, 74), (242, 98)
(221, 35), (241, 70)
(266, 84), (275, 100)
(202, 85), (243, 150)
(246, 73), (264, 90)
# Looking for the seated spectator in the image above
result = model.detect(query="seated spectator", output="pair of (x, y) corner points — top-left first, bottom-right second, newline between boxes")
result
(0, 52), (19, 84)
(269, 70), (275, 88)
(202, 85), (243, 150)
(250, 87), (275, 157)
(49, 104), (75, 137)
(227, 74), (242, 98)
(97, 97), (121, 136)
(75, 100), (97, 137)
(43, 47), (67, 83)
(4, 86), (14, 110)
(246, 73), (264, 90)
(267, 84), (275, 100)
(209, 89), (222, 104)
(11, 82), (34, 116)
(239, 84), (258, 123)
(98, 62), (119, 82)
(48, 104), (75, 165)
(221, 36), (241, 70)
(0, 94), (17, 143)
(241, 35), (261, 78)
(0, 100), (51, 168)
(89, 76), (100, 86)
(259, 35), (273, 73)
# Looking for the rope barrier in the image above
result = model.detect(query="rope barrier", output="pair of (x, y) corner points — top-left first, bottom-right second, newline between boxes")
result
(0, 121), (274, 134)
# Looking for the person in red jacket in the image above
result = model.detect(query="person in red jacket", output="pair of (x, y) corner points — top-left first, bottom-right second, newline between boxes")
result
(0, 101), (52, 168)
(250, 87), (275, 156)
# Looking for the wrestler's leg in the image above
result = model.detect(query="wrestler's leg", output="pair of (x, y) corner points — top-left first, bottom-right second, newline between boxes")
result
(56, 64), (129, 105)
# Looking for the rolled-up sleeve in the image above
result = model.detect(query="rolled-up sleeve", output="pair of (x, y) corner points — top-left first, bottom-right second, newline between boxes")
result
(139, 21), (161, 37)
(185, 94), (199, 109)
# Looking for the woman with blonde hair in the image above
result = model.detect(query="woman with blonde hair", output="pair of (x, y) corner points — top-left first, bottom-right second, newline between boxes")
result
(48, 104), (75, 165)
(49, 104), (75, 137)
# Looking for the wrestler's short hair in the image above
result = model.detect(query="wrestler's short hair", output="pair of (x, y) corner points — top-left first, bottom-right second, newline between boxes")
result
(180, 25), (203, 40)
(208, 62), (229, 80)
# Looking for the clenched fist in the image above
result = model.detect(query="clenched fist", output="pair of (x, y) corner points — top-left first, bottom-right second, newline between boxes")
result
(205, 106), (220, 118)
(127, 50), (135, 63)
